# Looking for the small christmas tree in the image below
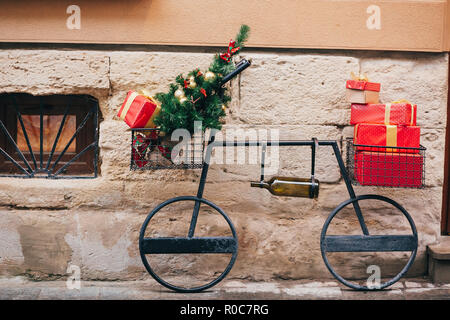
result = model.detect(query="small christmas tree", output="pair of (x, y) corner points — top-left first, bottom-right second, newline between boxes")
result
(154, 25), (250, 135)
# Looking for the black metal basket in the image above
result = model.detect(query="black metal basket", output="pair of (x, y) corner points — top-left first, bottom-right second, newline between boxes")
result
(130, 128), (204, 170)
(346, 138), (426, 188)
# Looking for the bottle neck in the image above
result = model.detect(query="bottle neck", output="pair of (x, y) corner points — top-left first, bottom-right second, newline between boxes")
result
(250, 181), (270, 189)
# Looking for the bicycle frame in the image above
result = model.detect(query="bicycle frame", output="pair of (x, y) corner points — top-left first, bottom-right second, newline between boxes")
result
(187, 138), (370, 239)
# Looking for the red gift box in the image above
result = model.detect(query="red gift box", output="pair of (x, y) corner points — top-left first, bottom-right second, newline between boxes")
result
(346, 80), (381, 92)
(350, 102), (417, 126)
(117, 91), (161, 129)
(354, 151), (423, 188)
(354, 123), (420, 153)
(346, 80), (381, 104)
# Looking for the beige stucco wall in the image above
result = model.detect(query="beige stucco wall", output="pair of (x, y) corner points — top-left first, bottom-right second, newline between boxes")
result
(0, 47), (447, 284)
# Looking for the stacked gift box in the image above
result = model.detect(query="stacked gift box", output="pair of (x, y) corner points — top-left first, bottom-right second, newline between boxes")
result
(346, 76), (424, 188)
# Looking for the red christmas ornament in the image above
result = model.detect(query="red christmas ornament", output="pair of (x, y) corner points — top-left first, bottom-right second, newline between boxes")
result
(220, 39), (240, 63)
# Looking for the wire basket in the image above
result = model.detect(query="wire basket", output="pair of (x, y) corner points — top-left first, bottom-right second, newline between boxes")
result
(130, 128), (204, 170)
(346, 138), (426, 188)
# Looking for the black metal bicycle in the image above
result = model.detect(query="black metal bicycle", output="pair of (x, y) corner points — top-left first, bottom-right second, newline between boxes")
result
(136, 58), (425, 293)
(137, 135), (425, 292)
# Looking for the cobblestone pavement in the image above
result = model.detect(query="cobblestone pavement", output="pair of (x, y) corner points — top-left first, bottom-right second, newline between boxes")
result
(0, 276), (449, 300)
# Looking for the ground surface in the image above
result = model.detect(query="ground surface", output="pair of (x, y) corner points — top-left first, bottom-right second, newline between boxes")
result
(0, 276), (449, 300)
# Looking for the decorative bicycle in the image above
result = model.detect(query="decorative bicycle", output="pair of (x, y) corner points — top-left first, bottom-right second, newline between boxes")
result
(137, 135), (425, 292)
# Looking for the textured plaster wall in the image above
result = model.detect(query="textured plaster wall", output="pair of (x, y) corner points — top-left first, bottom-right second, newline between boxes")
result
(0, 47), (447, 283)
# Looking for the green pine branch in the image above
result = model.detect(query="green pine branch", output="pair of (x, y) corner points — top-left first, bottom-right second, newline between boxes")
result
(153, 24), (250, 135)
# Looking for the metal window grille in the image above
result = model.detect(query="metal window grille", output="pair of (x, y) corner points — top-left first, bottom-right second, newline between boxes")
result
(0, 93), (99, 179)
(346, 138), (426, 188)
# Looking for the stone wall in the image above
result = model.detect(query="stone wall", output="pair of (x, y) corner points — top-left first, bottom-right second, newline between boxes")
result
(0, 47), (447, 284)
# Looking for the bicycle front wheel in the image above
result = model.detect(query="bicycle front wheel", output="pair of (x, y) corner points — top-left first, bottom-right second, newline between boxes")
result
(139, 196), (238, 293)
(320, 194), (418, 290)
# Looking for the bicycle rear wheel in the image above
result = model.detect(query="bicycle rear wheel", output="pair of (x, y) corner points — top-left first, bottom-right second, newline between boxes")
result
(139, 196), (238, 293)
(320, 194), (418, 290)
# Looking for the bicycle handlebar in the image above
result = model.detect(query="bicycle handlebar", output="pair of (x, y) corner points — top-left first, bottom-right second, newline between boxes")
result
(220, 58), (252, 85)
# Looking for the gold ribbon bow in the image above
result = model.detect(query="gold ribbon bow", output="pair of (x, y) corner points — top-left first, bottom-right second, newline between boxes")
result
(391, 99), (412, 105)
(350, 72), (369, 82)
(138, 89), (156, 102)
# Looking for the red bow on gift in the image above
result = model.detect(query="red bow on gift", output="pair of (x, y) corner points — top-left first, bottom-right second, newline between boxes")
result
(220, 39), (240, 63)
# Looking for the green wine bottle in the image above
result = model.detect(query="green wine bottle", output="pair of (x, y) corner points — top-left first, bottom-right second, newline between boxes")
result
(250, 176), (319, 198)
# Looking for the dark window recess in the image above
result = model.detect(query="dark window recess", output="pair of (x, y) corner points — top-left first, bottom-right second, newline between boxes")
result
(0, 93), (99, 178)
